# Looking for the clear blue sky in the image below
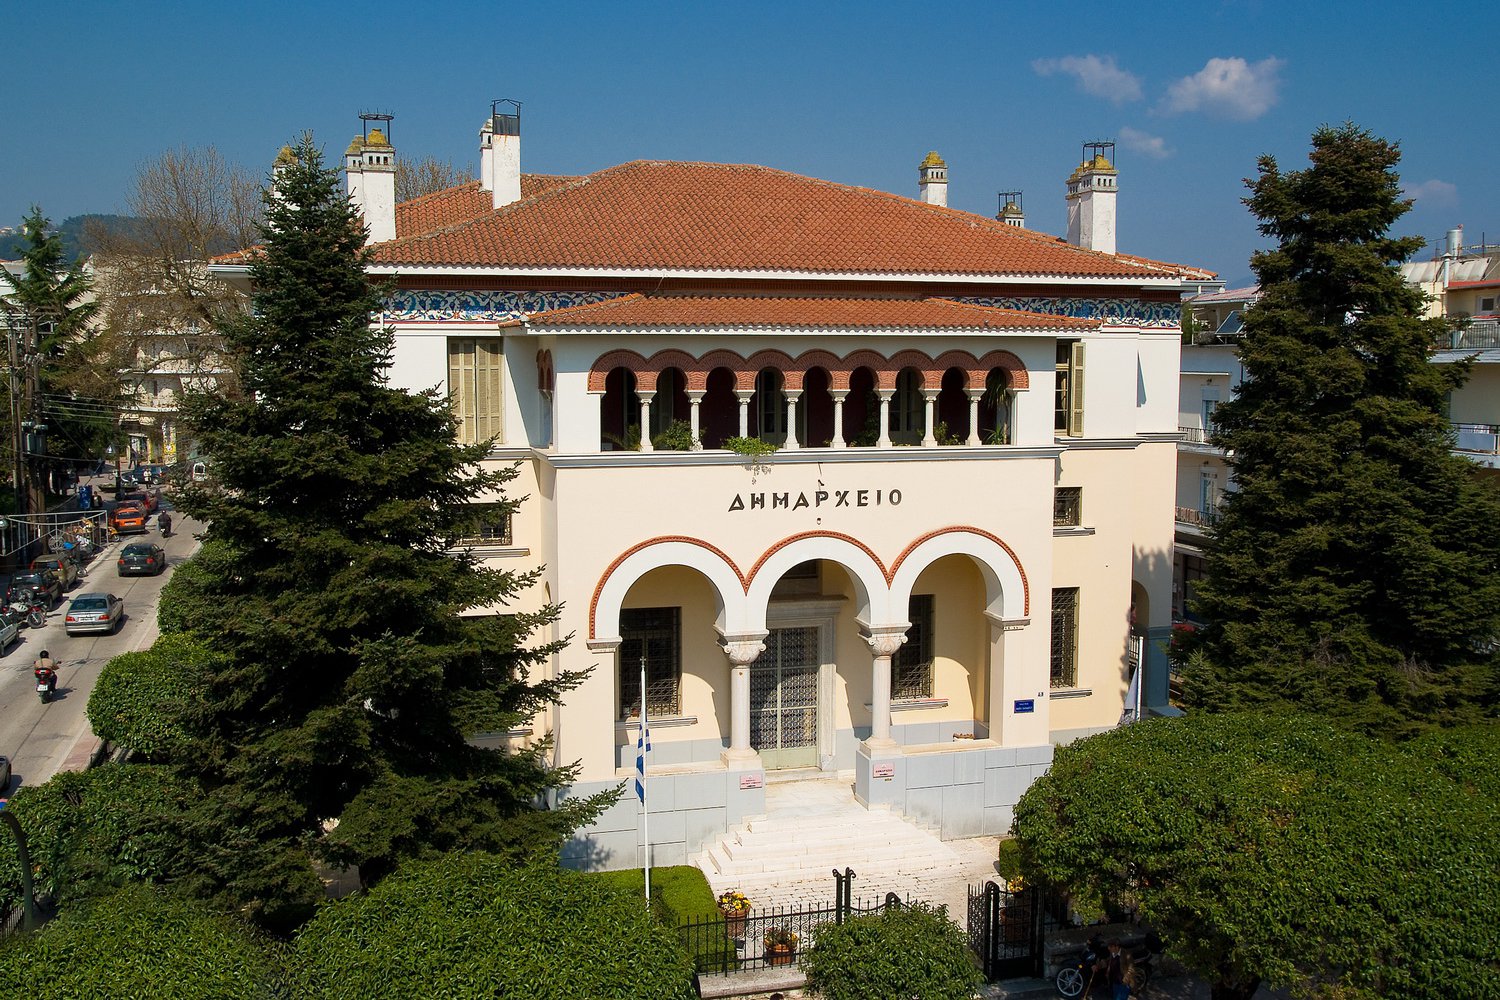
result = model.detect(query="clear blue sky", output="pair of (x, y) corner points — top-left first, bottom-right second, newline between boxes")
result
(5, 1), (1496, 286)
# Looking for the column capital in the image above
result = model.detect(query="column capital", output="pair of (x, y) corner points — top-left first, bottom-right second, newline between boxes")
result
(829, 389), (850, 402)
(921, 389), (942, 403)
(965, 388), (987, 402)
(686, 389), (707, 401)
(637, 389), (656, 402)
(586, 637), (622, 653)
(719, 630), (769, 666)
(734, 389), (757, 403)
(876, 388), (897, 401)
(862, 626), (908, 659)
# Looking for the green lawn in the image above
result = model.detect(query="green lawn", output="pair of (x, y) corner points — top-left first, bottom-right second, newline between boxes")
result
(590, 865), (719, 923)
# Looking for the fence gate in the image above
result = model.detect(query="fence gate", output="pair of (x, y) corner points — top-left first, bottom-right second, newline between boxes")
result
(967, 880), (1043, 980)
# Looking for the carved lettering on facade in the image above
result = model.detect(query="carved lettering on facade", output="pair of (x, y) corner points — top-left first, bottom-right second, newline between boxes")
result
(727, 489), (905, 513)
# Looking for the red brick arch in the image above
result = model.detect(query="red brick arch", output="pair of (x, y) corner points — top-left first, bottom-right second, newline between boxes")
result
(840, 350), (888, 392)
(886, 349), (937, 390)
(930, 350), (982, 389)
(587, 350), (648, 392)
(694, 350), (749, 391)
(978, 350), (1029, 390)
(790, 349), (845, 389)
(744, 349), (799, 389)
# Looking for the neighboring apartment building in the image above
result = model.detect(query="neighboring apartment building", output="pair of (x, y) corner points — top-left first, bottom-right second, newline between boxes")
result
(1400, 226), (1500, 475)
(215, 113), (1216, 870)
(1173, 285), (1252, 623)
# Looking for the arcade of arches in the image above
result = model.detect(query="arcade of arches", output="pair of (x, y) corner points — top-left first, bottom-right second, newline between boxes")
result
(591, 348), (1027, 451)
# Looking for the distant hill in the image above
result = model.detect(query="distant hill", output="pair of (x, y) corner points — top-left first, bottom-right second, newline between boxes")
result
(0, 214), (148, 263)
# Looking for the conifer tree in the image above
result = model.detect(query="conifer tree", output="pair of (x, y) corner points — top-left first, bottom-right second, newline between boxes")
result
(172, 136), (607, 927)
(1183, 124), (1500, 733)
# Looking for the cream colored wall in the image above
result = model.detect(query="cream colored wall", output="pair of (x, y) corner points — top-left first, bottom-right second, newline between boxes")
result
(549, 453), (1057, 780)
(1447, 365), (1500, 424)
(619, 565), (730, 745)
(900, 555), (986, 725)
(1049, 446), (1149, 733)
(1135, 330), (1184, 435)
(826, 563), (874, 734)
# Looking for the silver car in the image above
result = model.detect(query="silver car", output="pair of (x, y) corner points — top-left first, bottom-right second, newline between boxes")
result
(64, 593), (124, 636)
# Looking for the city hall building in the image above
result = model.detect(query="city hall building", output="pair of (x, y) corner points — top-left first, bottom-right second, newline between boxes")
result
(225, 111), (1214, 869)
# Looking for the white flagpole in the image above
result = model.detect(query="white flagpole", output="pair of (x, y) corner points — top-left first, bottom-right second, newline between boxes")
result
(639, 653), (651, 904)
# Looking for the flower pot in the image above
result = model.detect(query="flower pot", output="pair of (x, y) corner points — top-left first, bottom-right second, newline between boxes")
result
(765, 945), (796, 967)
(722, 909), (747, 938)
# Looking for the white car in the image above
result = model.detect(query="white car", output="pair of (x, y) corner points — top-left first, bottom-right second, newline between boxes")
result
(0, 613), (19, 654)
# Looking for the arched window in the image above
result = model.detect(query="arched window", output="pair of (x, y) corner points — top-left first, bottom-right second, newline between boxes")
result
(978, 368), (1013, 445)
(600, 366), (640, 450)
(649, 368), (690, 442)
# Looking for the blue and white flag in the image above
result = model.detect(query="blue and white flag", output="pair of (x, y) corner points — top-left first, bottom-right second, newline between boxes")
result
(633, 709), (652, 804)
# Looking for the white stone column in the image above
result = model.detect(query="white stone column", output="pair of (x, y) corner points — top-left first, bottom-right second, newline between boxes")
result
(687, 390), (705, 450)
(921, 390), (941, 447)
(876, 389), (895, 448)
(784, 390), (802, 449)
(967, 389), (984, 446)
(830, 390), (848, 448)
(637, 391), (655, 452)
(864, 628), (908, 751)
(720, 633), (767, 768)
(736, 389), (755, 439)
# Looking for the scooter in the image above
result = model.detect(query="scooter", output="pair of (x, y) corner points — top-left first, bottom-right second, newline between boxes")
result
(35, 672), (57, 704)
(1055, 933), (1106, 998)
(159, 512), (173, 538)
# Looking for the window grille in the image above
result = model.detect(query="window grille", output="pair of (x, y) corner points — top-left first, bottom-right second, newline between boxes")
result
(457, 504), (512, 546)
(893, 594), (934, 699)
(1053, 487), (1082, 527)
(1050, 588), (1079, 688)
(619, 607), (681, 718)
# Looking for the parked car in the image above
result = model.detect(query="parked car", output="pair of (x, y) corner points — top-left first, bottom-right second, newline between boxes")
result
(117, 489), (160, 514)
(0, 754), (11, 794)
(31, 554), (80, 592)
(8, 569), (62, 607)
(0, 613), (18, 654)
(113, 504), (148, 534)
(64, 592), (124, 636)
(117, 542), (167, 577)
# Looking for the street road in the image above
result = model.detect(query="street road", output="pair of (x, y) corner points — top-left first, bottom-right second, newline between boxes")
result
(0, 513), (200, 797)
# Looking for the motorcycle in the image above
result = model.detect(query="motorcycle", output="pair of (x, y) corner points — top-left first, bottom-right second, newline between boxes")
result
(35, 672), (57, 704)
(6, 590), (47, 629)
(1054, 933), (1107, 998)
(158, 512), (173, 538)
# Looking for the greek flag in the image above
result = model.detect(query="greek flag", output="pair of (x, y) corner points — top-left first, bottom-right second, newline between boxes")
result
(633, 708), (651, 804)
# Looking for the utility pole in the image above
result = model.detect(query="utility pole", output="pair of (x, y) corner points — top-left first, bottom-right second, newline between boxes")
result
(4, 305), (25, 521)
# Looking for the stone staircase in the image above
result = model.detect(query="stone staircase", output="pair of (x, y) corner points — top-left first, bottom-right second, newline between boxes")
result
(696, 771), (978, 913)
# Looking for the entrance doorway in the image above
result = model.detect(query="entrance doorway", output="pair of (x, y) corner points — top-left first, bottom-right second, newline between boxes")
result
(751, 626), (820, 769)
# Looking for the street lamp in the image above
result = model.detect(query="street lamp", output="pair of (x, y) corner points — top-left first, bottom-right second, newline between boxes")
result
(0, 799), (38, 931)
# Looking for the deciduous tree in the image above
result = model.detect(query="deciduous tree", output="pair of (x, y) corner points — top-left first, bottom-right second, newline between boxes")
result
(1012, 713), (1500, 1000)
(1181, 124), (1500, 732)
(395, 154), (468, 202)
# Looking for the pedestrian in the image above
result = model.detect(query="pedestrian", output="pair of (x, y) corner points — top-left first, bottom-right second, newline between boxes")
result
(1106, 940), (1130, 1000)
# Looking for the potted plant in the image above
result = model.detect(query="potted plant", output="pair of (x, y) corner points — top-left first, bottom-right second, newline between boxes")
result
(763, 926), (798, 965)
(717, 889), (751, 938)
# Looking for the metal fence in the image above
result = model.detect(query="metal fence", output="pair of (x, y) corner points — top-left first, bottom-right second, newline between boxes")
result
(674, 869), (906, 976)
(967, 881), (1070, 981)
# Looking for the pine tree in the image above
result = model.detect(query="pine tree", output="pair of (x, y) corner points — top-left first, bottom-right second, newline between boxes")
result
(1183, 124), (1500, 733)
(172, 136), (608, 928)
(4, 208), (112, 492)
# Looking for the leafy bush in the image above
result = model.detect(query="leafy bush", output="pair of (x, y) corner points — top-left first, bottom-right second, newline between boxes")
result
(723, 436), (777, 457)
(802, 902), (981, 1000)
(650, 419), (697, 451)
(155, 536), (238, 635)
(0, 765), (200, 921)
(290, 852), (698, 999)
(87, 633), (217, 760)
(995, 838), (1023, 882)
(0, 885), (283, 999)
(590, 864), (718, 922)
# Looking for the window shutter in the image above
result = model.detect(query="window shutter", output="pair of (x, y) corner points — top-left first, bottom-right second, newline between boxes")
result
(475, 340), (504, 443)
(1068, 342), (1086, 436)
(448, 339), (476, 443)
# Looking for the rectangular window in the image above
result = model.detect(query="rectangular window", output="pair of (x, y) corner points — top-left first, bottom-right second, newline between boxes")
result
(456, 503), (512, 546)
(893, 594), (935, 700)
(619, 607), (681, 719)
(1054, 341), (1086, 436)
(1050, 588), (1079, 688)
(448, 338), (504, 445)
(1053, 487), (1082, 527)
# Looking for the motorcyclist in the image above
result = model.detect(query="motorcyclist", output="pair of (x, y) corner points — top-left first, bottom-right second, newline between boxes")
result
(158, 510), (172, 538)
(34, 650), (58, 696)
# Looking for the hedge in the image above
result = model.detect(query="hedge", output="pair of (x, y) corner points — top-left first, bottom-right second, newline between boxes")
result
(802, 902), (982, 1000)
(86, 633), (217, 760)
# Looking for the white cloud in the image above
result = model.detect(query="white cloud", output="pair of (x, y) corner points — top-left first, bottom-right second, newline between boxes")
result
(1119, 126), (1172, 159)
(1032, 55), (1143, 105)
(1404, 179), (1458, 207)
(1161, 57), (1285, 120)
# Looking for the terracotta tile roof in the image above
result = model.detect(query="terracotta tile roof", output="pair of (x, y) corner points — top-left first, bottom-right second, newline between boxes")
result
(502, 294), (1099, 331)
(369, 160), (1216, 280)
(393, 175), (578, 239)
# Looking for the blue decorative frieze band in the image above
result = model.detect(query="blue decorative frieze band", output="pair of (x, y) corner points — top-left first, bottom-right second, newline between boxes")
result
(950, 296), (1182, 329)
(384, 290), (622, 323)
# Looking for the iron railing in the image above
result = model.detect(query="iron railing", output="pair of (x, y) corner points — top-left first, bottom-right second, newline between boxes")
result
(1177, 424), (1220, 445)
(675, 870), (906, 976)
(1451, 422), (1500, 455)
(1175, 505), (1219, 529)
(1450, 319), (1500, 350)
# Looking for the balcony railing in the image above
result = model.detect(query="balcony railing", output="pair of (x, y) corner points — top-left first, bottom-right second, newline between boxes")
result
(1175, 505), (1219, 529)
(1451, 422), (1500, 455)
(1450, 319), (1500, 350)
(1178, 425), (1219, 445)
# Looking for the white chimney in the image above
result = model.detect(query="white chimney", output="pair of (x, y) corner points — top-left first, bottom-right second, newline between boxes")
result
(1066, 143), (1118, 254)
(488, 101), (522, 210)
(344, 135), (366, 210)
(358, 128), (396, 244)
(918, 151), (948, 208)
(997, 191), (1025, 229)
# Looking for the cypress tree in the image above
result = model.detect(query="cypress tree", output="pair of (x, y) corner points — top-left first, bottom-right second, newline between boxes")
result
(172, 136), (608, 927)
(1183, 124), (1500, 734)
